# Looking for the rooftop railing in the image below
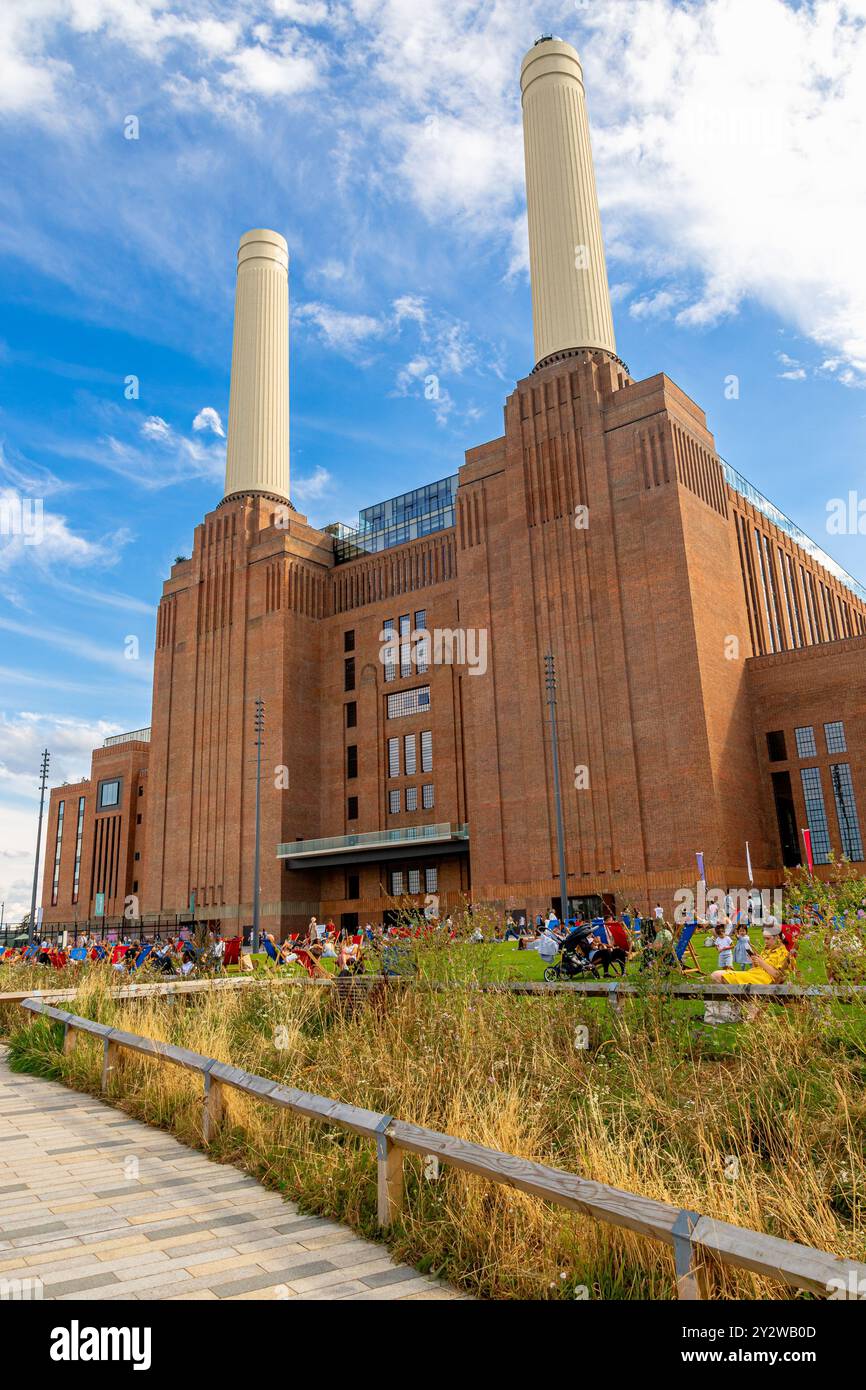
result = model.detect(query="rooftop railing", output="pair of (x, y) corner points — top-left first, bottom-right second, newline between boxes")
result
(102, 728), (151, 748)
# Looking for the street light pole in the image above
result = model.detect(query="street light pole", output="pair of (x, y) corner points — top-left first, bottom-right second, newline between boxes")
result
(544, 653), (570, 924)
(28, 748), (50, 947)
(252, 698), (265, 954)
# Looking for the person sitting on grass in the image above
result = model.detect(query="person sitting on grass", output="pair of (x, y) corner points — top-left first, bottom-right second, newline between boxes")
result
(710, 923), (792, 985)
(640, 918), (674, 971)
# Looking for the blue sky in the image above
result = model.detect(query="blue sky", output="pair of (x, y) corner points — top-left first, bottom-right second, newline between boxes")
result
(1, 0), (865, 920)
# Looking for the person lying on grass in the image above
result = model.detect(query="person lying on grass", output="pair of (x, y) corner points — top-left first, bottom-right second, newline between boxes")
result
(710, 923), (793, 985)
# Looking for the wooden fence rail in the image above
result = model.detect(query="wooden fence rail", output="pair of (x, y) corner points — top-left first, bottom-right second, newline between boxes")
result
(18, 997), (866, 1302)
(3, 974), (865, 1010)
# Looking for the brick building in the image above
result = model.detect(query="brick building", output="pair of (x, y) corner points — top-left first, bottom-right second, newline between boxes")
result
(40, 38), (866, 938)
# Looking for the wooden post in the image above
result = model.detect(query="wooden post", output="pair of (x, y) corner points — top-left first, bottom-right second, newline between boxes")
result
(202, 1073), (225, 1145)
(101, 1038), (119, 1092)
(376, 1124), (403, 1228)
(63, 1023), (77, 1056)
(673, 1210), (710, 1300)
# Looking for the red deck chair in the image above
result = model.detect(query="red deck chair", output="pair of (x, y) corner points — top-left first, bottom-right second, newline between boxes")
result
(294, 947), (329, 980)
(110, 943), (128, 966)
(50, 950), (68, 969)
(607, 921), (631, 953)
(223, 936), (241, 967)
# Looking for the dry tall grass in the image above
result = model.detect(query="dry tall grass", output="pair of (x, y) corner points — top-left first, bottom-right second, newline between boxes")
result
(7, 969), (865, 1300)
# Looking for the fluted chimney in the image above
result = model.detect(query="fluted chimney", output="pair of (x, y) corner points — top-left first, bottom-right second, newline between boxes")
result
(224, 229), (290, 503)
(520, 37), (617, 370)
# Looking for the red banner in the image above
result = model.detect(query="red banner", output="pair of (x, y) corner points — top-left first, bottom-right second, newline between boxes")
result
(801, 827), (814, 874)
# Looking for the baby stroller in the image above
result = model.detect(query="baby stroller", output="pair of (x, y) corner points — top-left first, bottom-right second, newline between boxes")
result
(544, 923), (627, 981)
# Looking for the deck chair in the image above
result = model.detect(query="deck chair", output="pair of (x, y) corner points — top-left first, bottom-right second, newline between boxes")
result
(223, 936), (242, 968)
(110, 943), (128, 966)
(91, 943), (107, 962)
(23, 944), (38, 961)
(69, 947), (87, 964)
(674, 921), (702, 975)
(129, 942), (153, 971)
(262, 937), (282, 965)
(294, 947), (330, 980)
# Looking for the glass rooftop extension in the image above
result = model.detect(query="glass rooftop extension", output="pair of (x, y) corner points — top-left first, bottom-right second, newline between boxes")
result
(330, 475), (458, 564)
(722, 461), (866, 606)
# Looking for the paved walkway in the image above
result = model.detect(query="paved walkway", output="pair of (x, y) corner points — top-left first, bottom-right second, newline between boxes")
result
(0, 1049), (465, 1301)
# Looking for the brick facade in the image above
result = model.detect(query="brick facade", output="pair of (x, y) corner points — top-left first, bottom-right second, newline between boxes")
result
(41, 352), (866, 935)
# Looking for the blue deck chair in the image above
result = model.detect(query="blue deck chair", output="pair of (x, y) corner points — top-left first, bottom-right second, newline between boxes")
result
(129, 942), (153, 971)
(262, 937), (283, 965)
(69, 947), (88, 963)
(93, 943), (107, 961)
(23, 944), (38, 961)
(674, 921), (701, 974)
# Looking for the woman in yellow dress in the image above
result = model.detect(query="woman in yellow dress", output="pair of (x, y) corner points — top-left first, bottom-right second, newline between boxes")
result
(710, 923), (791, 985)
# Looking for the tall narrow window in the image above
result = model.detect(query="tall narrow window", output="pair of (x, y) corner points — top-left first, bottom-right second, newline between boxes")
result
(794, 727), (816, 759)
(404, 733), (417, 776)
(405, 787), (418, 811)
(344, 630), (355, 652)
(425, 867), (438, 893)
(51, 800), (65, 906)
(800, 767), (832, 864)
(399, 613), (412, 678)
(415, 609), (429, 674)
(422, 783), (435, 809)
(824, 721), (846, 754)
(421, 730), (433, 772)
(344, 657), (355, 692)
(829, 763), (863, 862)
(346, 745), (358, 779)
(345, 701), (357, 729)
(390, 870), (404, 895)
(388, 789), (400, 814)
(347, 796), (359, 822)
(383, 617), (396, 683)
(408, 868), (421, 894)
(387, 737), (400, 778)
(72, 795), (85, 904)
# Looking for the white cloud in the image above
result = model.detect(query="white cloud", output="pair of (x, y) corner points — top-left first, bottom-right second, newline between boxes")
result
(293, 464), (332, 500)
(141, 415), (172, 440)
(294, 301), (386, 355)
(0, 487), (129, 576)
(192, 405), (225, 436)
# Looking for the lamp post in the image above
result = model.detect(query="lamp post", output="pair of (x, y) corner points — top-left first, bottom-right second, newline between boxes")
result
(544, 653), (570, 924)
(28, 748), (50, 947)
(252, 698), (265, 954)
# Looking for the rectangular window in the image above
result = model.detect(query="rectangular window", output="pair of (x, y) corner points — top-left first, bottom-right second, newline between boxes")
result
(794, 726), (816, 759)
(766, 730), (787, 762)
(98, 779), (120, 809)
(425, 867), (438, 893)
(408, 868), (421, 895)
(383, 618), (396, 683)
(800, 767), (832, 864)
(346, 745), (358, 779)
(415, 610), (429, 674)
(399, 613), (412, 678)
(405, 787), (418, 811)
(829, 763), (863, 862)
(346, 873), (360, 899)
(825, 721), (847, 754)
(422, 783), (435, 809)
(72, 795), (85, 904)
(421, 729), (433, 772)
(390, 870), (404, 895)
(345, 701), (357, 729)
(51, 800), (65, 906)
(404, 733), (417, 775)
(387, 686), (430, 720)
(344, 630), (355, 652)
(344, 657), (355, 692)
(388, 789), (400, 814)
(347, 796), (358, 822)
(387, 736), (400, 778)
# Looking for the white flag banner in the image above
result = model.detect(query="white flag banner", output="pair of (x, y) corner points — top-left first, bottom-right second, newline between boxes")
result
(745, 841), (753, 886)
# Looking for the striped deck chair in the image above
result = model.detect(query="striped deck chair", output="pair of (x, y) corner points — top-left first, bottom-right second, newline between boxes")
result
(128, 942), (153, 971)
